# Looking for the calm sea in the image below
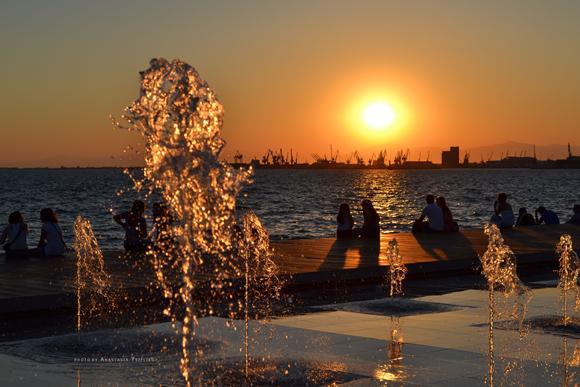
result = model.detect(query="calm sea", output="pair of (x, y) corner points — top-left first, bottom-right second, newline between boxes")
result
(0, 168), (578, 249)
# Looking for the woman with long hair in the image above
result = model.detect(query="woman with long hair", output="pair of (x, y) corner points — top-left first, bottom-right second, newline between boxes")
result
(38, 208), (66, 256)
(0, 211), (28, 257)
(336, 203), (354, 239)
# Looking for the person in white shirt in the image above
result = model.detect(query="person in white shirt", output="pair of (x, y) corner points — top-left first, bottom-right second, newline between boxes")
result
(413, 195), (444, 232)
(0, 211), (28, 257)
(38, 208), (66, 257)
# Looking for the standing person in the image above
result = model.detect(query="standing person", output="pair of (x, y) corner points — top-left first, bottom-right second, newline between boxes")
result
(114, 200), (148, 253)
(360, 199), (380, 239)
(0, 211), (28, 257)
(491, 193), (514, 229)
(535, 206), (560, 225)
(436, 196), (459, 232)
(413, 195), (444, 232)
(515, 207), (536, 226)
(336, 203), (354, 239)
(566, 205), (580, 225)
(38, 208), (66, 257)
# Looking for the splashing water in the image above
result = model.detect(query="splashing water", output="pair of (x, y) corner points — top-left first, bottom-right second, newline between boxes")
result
(385, 239), (407, 297)
(235, 208), (284, 382)
(480, 224), (531, 386)
(555, 234), (579, 325)
(374, 316), (406, 383)
(117, 58), (252, 385)
(73, 216), (112, 335)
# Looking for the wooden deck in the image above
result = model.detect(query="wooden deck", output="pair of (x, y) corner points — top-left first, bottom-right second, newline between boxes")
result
(271, 224), (580, 274)
(0, 224), (577, 314)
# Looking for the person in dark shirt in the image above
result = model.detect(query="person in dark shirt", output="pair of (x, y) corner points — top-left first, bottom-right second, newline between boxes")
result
(515, 207), (536, 227)
(436, 196), (459, 232)
(360, 199), (380, 239)
(336, 203), (354, 239)
(535, 206), (560, 225)
(567, 205), (580, 225)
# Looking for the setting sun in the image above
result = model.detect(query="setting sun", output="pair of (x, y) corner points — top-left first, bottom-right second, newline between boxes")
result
(363, 101), (396, 130)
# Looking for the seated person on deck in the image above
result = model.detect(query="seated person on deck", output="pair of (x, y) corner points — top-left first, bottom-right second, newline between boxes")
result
(515, 207), (536, 226)
(356, 199), (380, 239)
(0, 211), (29, 258)
(336, 203), (354, 239)
(114, 200), (148, 253)
(436, 196), (459, 232)
(490, 192), (514, 229)
(413, 195), (444, 233)
(567, 205), (580, 225)
(535, 206), (560, 225)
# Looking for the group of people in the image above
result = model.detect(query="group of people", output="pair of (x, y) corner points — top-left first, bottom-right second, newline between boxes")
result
(0, 208), (67, 258)
(113, 200), (173, 254)
(490, 192), (578, 229)
(336, 194), (580, 239)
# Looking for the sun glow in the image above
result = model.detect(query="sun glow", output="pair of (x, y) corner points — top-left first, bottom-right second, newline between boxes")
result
(363, 102), (396, 130)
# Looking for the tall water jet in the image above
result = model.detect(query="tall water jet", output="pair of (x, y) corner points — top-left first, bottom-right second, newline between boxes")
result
(234, 208), (284, 382)
(555, 234), (579, 325)
(73, 216), (112, 336)
(480, 224), (531, 386)
(385, 238), (407, 297)
(117, 58), (251, 386)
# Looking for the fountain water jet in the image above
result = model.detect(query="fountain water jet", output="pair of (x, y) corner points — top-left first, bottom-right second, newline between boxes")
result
(385, 238), (407, 297)
(117, 58), (252, 386)
(235, 208), (284, 382)
(73, 215), (113, 336)
(480, 224), (531, 386)
(555, 234), (579, 325)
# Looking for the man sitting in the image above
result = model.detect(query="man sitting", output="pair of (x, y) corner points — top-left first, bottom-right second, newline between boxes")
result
(535, 206), (560, 225)
(567, 205), (580, 225)
(515, 207), (536, 226)
(413, 195), (444, 233)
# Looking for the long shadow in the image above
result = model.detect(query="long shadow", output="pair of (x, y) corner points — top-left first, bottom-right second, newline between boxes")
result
(318, 237), (381, 271)
(318, 238), (354, 272)
(412, 231), (477, 264)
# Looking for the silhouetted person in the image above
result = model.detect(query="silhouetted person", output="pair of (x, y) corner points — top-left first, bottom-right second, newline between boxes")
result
(360, 199), (380, 239)
(567, 205), (580, 225)
(437, 196), (459, 232)
(535, 206), (560, 225)
(515, 207), (536, 227)
(491, 193), (514, 229)
(38, 208), (66, 257)
(114, 200), (148, 253)
(413, 195), (444, 232)
(0, 211), (28, 258)
(336, 203), (354, 239)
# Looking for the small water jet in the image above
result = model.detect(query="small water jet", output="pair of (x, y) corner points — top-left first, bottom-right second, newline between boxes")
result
(385, 238), (407, 297)
(234, 208), (284, 382)
(73, 216), (113, 336)
(480, 224), (531, 386)
(556, 234), (579, 325)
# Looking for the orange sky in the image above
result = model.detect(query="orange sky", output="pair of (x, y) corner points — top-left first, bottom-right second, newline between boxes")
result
(1, 1), (579, 167)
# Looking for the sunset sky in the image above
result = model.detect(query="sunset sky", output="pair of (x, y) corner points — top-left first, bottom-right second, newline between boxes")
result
(1, 1), (579, 166)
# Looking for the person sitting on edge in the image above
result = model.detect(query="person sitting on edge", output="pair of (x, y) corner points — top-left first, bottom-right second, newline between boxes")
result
(0, 211), (28, 258)
(490, 193), (514, 229)
(336, 203), (354, 239)
(38, 208), (67, 257)
(360, 199), (380, 239)
(567, 205), (580, 225)
(114, 200), (148, 253)
(436, 196), (459, 232)
(515, 207), (536, 227)
(535, 206), (560, 225)
(413, 195), (444, 232)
